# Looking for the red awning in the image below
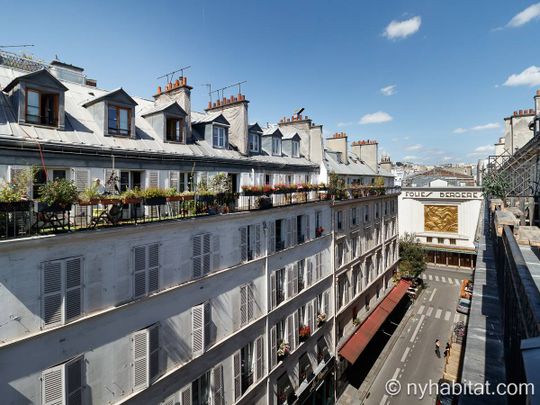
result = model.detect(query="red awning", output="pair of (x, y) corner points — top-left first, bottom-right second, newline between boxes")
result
(339, 280), (411, 364)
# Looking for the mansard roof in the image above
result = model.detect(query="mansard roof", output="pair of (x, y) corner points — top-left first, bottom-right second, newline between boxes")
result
(2, 68), (68, 93)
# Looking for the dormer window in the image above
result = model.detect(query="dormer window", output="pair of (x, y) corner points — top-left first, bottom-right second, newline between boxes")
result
(292, 140), (300, 158)
(166, 117), (184, 143)
(108, 105), (131, 136)
(26, 88), (59, 127)
(272, 137), (281, 156)
(213, 125), (228, 149)
(249, 132), (260, 152)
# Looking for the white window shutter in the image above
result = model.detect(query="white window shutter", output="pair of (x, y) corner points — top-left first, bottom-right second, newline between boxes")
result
(294, 311), (299, 348)
(148, 243), (159, 294)
(313, 298), (319, 324)
(240, 285), (247, 326)
(270, 272), (277, 309)
(306, 259), (313, 287)
(324, 291), (330, 316)
(247, 283), (254, 322)
(306, 214), (311, 240)
(42, 363), (65, 405)
(212, 364), (225, 405)
(292, 263), (299, 295)
(255, 224), (261, 258)
(316, 253), (322, 280)
(42, 261), (63, 327)
(287, 218), (294, 247)
(270, 325), (277, 368)
(192, 304), (205, 357)
(133, 329), (149, 391)
(162, 395), (176, 405)
(287, 266), (293, 299)
(169, 171), (179, 191)
(233, 350), (241, 400)
(147, 170), (159, 188)
(180, 385), (192, 405)
(192, 235), (202, 278)
(287, 315), (294, 351)
(307, 302), (314, 332)
(65, 257), (82, 322)
(268, 221), (275, 254)
(133, 246), (147, 298)
(73, 169), (89, 192)
(239, 227), (248, 262)
(204, 301), (212, 349)
(66, 357), (83, 405)
(149, 325), (160, 381)
(212, 235), (220, 272)
(203, 233), (211, 275)
(255, 335), (264, 381)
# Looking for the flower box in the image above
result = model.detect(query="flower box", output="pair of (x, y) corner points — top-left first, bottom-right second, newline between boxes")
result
(78, 199), (100, 206)
(0, 200), (32, 212)
(123, 197), (142, 204)
(196, 194), (215, 204)
(166, 195), (184, 202)
(299, 325), (311, 342)
(99, 197), (122, 205)
(37, 202), (72, 213)
(143, 196), (167, 206)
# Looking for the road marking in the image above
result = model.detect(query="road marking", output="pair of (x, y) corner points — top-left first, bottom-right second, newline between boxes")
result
(454, 313), (460, 323)
(401, 347), (411, 362)
(455, 279), (461, 286)
(435, 275), (440, 282)
(417, 305), (425, 315)
(392, 367), (401, 380)
(429, 288), (437, 302)
(441, 276), (446, 283)
(410, 315), (425, 342)
(444, 311), (451, 321)
(379, 394), (388, 405)
(426, 307), (433, 316)
(435, 309), (442, 319)
(428, 274), (433, 281)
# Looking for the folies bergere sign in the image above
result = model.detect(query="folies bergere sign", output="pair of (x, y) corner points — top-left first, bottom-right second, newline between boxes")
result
(403, 190), (483, 200)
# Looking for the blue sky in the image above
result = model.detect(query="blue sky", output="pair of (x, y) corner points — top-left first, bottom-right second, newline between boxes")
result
(2, 0), (540, 164)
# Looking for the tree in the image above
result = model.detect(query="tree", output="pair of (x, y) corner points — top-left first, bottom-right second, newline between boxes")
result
(398, 233), (426, 278)
(481, 170), (508, 202)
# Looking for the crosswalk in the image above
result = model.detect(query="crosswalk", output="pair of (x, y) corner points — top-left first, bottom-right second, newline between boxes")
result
(421, 273), (463, 285)
(416, 304), (467, 322)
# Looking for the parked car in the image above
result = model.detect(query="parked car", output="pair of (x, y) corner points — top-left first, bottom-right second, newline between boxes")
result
(460, 279), (473, 299)
(436, 378), (458, 405)
(456, 298), (471, 314)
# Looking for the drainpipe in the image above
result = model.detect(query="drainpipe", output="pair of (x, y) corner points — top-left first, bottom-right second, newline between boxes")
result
(264, 220), (270, 405)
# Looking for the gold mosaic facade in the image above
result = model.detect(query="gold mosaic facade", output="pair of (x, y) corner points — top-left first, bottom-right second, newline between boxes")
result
(424, 205), (458, 233)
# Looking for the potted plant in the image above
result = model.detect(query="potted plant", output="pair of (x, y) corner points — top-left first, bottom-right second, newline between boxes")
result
(143, 187), (167, 206)
(121, 188), (142, 204)
(78, 184), (100, 206)
(181, 191), (195, 201)
(277, 341), (290, 361)
(38, 179), (79, 212)
(99, 194), (123, 205)
(315, 226), (325, 237)
(0, 167), (34, 212)
(299, 325), (311, 342)
(256, 195), (273, 209)
(352, 317), (361, 327)
(317, 312), (327, 327)
(165, 187), (183, 202)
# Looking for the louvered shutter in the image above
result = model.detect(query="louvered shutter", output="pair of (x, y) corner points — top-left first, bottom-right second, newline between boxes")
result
(65, 258), (82, 321)
(316, 253), (322, 280)
(212, 235), (220, 271)
(202, 233), (211, 275)
(104, 169), (120, 193)
(247, 283), (254, 322)
(307, 302), (314, 333)
(306, 214), (311, 240)
(148, 243), (159, 294)
(133, 329), (149, 391)
(180, 385), (192, 405)
(270, 272), (277, 309)
(147, 170), (159, 188)
(287, 266), (293, 299)
(162, 395), (175, 405)
(192, 304), (204, 357)
(240, 285), (247, 326)
(133, 246), (147, 298)
(294, 311), (299, 348)
(306, 259), (313, 287)
(255, 335), (264, 381)
(72, 169), (89, 193)
(192, 235), (202, 278)
(233, 351), (241, 400)
(66, 357), (83, 405)
(313, 298), (319, 326)
(42, 364), (65, 405)
(287, 315), (294, 351)
(149, 325), (160, 381)
(169, 171), (179, 191)
(42, 261), (63, 327)
(287, 218), (294, 247)
(255, 224), (261, 258)
(212, 364), (225, 405)
(292, 263), (298, 295)
(324, 291), (330, 316)
(239, 227), (248, 262)
(268, 221), (275, 254)
(270, 325), (277, 368)
(204, 301), (212, 349)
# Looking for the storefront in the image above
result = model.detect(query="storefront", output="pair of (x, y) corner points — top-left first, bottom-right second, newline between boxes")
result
(424, 247), (476, 269)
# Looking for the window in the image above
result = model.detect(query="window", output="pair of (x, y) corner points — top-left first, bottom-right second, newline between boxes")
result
(192, 371), (211, 405)
(337, 211), (343, 230)
(275, 219), (286, 251)
(240, 283), (255, 326)
(297, 214), (310, 243)
(108, 104), (131, 136)
(272, 136), (281, 155)
(292, 140), (300, 157)
(240, 224), (262, 262)
(192, 302), (212, 357)
(233, 337), (263, 400)
(133, 324), (160, 391)
(352, 236), (358, 259)
(450, 239), (456, 245)
(270, 268), (286, 308)
(315, 252), (323, 280)
(42, 356), (83, 405)
(41, 257), (83, 328)
(249, 132), (260, 152)
(213, 125), (227, 148)
(427, 237), (433, 243)
(193, 233), (219, 277)
(316, 336), (329, 364)
(298, 353), (313, 384)
(297, 260), (305, 292)
(338, 276), (350, 309)
(352, 264), (361, 296)
(166, 117), (184, 142)
(351, 207), (357, 226)
(337, 243), (344, 267)
(133, 243), (159, 299)
(364, 205), (370, 223)
(26, 88), (59, 127)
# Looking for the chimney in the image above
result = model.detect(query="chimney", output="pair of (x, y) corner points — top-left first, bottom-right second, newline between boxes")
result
(154, 76), (193, 141)
(351, 139), (379, 173)
(535, 90), (540, 115)
(206, 93), (250, 155)
(326, 132), (348, 163)
(379, 155), (392, 173)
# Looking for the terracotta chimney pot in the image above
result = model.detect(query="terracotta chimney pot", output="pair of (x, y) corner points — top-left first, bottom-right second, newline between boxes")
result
(157, 86), (162, 94)
(208, 101), (212, 109)
(175, 79), (180, 88)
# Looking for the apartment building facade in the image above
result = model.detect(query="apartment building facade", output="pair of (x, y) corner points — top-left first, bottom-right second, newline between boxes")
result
(0, 52), (399, 405)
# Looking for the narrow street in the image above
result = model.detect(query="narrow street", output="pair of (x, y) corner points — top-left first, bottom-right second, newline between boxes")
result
(363, 266), (472, 405)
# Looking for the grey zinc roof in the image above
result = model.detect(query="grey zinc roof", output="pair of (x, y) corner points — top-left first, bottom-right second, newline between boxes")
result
(0, 65), (316, 168)
(323, 149), (377, 176)
(140, 100), (186, 117)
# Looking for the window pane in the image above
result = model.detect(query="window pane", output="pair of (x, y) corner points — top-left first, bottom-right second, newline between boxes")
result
(119, 108), (129, 134)
(108, 106), (117, 132)
(27, 90), (40, 123)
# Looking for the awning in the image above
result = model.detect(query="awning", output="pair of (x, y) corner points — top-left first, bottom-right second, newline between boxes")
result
(339, 280), (411, 364)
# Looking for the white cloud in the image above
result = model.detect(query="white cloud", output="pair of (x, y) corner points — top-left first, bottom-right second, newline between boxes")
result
(380, 84), (397, 96)
(454, 122), (501, 133)
(468, 144), (495, 156)
(443, 156), (453, 161)
(384, 16), (421, 40)
(453, 128), (467, 134)
(403, 155), (418, 160)
(507, 3), (540, 27)
(337, 121), (353, 127)
(359, 111), (393, 124)
(405, 144), (423, 151)
(403, 136), (410, 140)
(503, 66), (540, 87)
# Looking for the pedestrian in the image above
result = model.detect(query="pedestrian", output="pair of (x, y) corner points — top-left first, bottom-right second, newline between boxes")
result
(435, 339), (441, 357)
(444, 342), (450, 357)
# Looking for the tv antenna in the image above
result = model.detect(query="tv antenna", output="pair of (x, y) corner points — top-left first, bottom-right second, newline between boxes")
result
(157, 65), (191, 84)
(210, 80), (247, 100)
(0, 44), (34, 49)
(203, 83), (212, 102)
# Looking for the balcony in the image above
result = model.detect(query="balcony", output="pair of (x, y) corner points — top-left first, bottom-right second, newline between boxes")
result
(0, 186), (400, 241)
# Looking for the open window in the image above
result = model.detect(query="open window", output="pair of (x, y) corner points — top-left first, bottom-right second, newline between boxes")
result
(166, 116), (184, 142)
(108, 104), (131, 136)
(26, 88), (59, 126)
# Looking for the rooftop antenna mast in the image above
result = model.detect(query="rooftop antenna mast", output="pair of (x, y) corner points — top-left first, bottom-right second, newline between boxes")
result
(211, 80), (247, 100)
(0, 44), (34, 49)
(157, 65), (191, 84)
(203, 83), (212, 102)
